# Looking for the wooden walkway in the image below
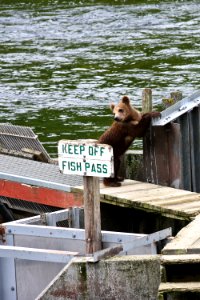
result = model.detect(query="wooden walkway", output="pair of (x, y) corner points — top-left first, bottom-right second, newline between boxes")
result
(0, 151), (199, 222)
(162, 214), (200, 254)
(75, 179), (200, 221)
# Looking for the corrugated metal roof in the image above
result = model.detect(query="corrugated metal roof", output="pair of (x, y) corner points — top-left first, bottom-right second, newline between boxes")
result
(0, 123), (51, 162)
(0, 123), (83, 192)
(0, 154), (82, 192)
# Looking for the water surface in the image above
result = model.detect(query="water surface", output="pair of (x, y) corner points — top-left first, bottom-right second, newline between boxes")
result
(0, 0), (200, 155)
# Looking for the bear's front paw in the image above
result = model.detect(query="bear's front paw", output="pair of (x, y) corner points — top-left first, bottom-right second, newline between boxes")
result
(109, 181), (121, 187)
(151, 111), (161, 118)
(117, 176), (124, 182)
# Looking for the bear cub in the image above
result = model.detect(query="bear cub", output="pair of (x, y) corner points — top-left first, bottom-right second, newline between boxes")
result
(98, 95), (160, 187)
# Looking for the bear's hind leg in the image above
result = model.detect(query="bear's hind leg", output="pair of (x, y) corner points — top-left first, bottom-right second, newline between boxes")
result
(114, 156), (124, 184)
(103, 178), (121, 187)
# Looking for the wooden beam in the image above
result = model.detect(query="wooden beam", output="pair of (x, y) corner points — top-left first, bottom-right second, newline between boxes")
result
(144, 123), (182, 189)
(142, 88), (152, 113)
(83, 176), (102, 254)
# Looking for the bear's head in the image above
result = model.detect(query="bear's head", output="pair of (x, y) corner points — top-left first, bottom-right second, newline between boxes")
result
(110, 96), (141, 125)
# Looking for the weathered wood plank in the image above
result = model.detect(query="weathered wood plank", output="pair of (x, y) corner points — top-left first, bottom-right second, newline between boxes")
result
(154, 194), (200, 205)
(189, 106), (200, 192)
(167, 123), (182, 189)
(101, 187), (197, 203)
(179, 113), (192, 191)
(144, 123), (182, 189)
(166, 202), (200, 211)
(100, 183), (159, 194)
(162, 214), (200, 254)
(100, 184), (199, 219)
(161, 254), (200, 264)
(76, 179), (199, 220)
(104, 187), (193, 198)
(144, 126), (170, 186)
(159, 282), (200, 293)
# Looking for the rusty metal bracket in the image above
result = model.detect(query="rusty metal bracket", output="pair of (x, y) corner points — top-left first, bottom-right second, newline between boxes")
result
(0, 225), (6, 243)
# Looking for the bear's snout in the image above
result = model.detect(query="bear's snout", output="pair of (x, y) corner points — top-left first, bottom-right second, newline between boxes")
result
(114, 115), (121, 122)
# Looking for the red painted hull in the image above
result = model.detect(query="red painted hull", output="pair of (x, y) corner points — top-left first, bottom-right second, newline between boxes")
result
(0, 179), (83, 208)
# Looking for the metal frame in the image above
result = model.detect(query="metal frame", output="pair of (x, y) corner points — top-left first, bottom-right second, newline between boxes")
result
(0, 208), (172, 300)
(152, 90), (200, 126)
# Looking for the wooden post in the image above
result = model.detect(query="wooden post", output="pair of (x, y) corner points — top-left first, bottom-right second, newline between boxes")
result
(142, 88), (153, 183)
(170, 91), (182, 103)
(143, 90), (183, 188)
(58, 140), (113, 255)
(162, 91), (182, 108)
(83, 176), (102, 254)
(142, 88), (152, 113)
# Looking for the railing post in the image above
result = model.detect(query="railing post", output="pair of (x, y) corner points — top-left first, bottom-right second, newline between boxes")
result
(142, 88), (152, 113)
(83, 176), (102, 254)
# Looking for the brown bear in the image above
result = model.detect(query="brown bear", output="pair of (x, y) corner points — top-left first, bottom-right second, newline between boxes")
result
(98, 95), (160, 187)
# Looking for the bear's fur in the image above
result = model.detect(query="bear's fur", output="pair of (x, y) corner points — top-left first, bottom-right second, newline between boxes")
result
(98, 95), (160, 187)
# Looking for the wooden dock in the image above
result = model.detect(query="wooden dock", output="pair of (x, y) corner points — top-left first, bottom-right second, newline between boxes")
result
(74, 179), (200, 221)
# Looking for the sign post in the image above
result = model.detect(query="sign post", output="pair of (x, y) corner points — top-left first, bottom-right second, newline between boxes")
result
(58, 139), (114, 254)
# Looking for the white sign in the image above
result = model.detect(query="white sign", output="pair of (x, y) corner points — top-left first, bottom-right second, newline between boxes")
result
(58, 139), (114, 178)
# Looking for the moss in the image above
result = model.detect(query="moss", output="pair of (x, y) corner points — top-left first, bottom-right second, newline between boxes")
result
(79, 262), (87, 282)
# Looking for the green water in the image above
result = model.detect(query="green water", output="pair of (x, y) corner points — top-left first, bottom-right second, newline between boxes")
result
(0, 0), (200, 156)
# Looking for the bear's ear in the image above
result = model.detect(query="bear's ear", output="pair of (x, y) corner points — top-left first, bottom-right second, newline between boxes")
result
(121, 95), (130, 105)
(110, 103), (115, 111)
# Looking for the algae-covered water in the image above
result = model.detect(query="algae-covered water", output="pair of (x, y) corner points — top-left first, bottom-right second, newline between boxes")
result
(1, 0), (200, 156)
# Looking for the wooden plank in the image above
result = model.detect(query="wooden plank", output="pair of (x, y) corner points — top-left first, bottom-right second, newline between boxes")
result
(154, 194), (200, 206)
(100, 179), (189, 195)
(159, 282), (200, 293)
(101, 188), (197, 204)
(179, 113), (192, 191)
(100, 183), (159, 195)
(105, 187), (193, 198)
(144, 127), (170, 186)
(83, 176), (101, 254)
(144, 123), (182, 189)
(166, 203), (200, 212)
(76, 179), (199, 219)
(21, 148), (48, 162)
(144, 126), (170, 186)
(143, 125), (155, 184)
(167, 123), (182, 189)
(86, 246), (123, 263)
(161, 254), (200, 264)
(153, 126), (170, 186)
(190, 106), (200, 192)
